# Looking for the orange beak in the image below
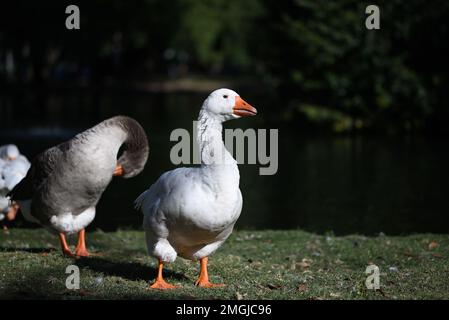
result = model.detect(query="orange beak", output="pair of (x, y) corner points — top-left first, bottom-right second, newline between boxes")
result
(233, 96), (257, 117)
(113, 165), (124, 177)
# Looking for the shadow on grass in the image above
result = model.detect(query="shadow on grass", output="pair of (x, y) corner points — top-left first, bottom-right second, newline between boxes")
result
(0, 246), (188, 282)
(75, 256), (189, 283)
(0, 247), (56, 254)
(0, 252), (195, 299)
(0, 265), (193, 300)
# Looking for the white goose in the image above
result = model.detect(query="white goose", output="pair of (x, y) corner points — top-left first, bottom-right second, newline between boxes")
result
(135, 88), (257, 289)
(2, 155), (31, 191)
(0, 144), (20, 161)
(0, 145), (30, 228)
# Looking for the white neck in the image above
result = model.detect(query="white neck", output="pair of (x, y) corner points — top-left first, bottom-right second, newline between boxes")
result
(196, 109), (239, 187)
(197, 109), (235, 166)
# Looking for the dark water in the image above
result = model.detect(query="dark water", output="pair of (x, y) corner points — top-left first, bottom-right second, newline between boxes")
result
(1, 90), (448, 235)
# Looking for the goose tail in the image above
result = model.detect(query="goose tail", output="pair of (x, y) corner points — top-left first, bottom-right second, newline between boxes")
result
(134, 189), (149, 211)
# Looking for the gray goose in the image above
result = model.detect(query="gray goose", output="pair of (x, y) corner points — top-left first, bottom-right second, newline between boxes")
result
(8, 116), (149, 257)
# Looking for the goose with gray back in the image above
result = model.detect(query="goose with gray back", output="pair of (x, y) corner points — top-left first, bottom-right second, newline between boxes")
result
(8, 116), (149, 257)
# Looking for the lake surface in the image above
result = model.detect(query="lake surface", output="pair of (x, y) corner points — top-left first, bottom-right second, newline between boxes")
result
(1, 89), (448, 235)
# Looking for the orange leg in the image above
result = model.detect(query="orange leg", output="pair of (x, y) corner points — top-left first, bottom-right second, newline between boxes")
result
(58, 233), (75, 257)
(75, 229), (90, 257)
(6, 202), (19, 221)
(113, 165), (124, 177)
(195, 257), (225, 288)
(149, 260), (178, 290)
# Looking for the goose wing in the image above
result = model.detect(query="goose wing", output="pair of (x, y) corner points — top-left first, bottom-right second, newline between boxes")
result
(7, 147), (61, 201)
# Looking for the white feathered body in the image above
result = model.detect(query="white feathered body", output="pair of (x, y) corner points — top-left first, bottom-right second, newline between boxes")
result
(0, 151), (31, 217)
(137, 164), (242, 262)
(136, 105), (244, 262)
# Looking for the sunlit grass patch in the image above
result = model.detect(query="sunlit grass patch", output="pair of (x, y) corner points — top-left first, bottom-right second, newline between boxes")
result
(0, 229), (448, 299)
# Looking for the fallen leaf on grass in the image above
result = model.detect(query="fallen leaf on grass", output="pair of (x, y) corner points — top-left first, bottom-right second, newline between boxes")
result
(248, 260), (262, 268)
(297, 284), (307, 292)
(329, 292), (341, 298)
(296, 258), (312, 270)
(428, 241), (439, 250)
(78, 289), (94, 296)
(431, 253), (443, 258)
(266, 283), (282, 290)
(47, 276), (58, 284)
(377, 288), (388, 298)
(403, 251), (418, 258)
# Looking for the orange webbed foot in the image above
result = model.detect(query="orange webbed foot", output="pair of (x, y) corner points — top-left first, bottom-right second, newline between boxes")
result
(194, 257), (225, 288)
(148, 260), (179, 290)
(74, 248), (91, 258)
(74, 229), (97, 258)
(195, 277), (225, 288)
(148, 279), (178, 290)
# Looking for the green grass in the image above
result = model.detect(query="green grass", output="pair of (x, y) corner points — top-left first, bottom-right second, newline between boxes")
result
(0, 228), (448, 299)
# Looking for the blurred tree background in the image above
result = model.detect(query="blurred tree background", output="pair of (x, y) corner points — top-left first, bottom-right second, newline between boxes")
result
(1, 1), (449, 234)
(1, 0), (448, 134)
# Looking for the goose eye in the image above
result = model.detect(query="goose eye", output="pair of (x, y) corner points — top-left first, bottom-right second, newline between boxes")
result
(223, 95), (228, 99)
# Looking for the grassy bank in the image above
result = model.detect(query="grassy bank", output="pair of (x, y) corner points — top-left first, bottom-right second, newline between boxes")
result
(0, 229), (448, 299)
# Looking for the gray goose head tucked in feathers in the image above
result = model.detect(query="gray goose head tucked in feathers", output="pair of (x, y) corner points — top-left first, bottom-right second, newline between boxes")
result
(113, 116), (150, 178)
(7, 115), (149, 234)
